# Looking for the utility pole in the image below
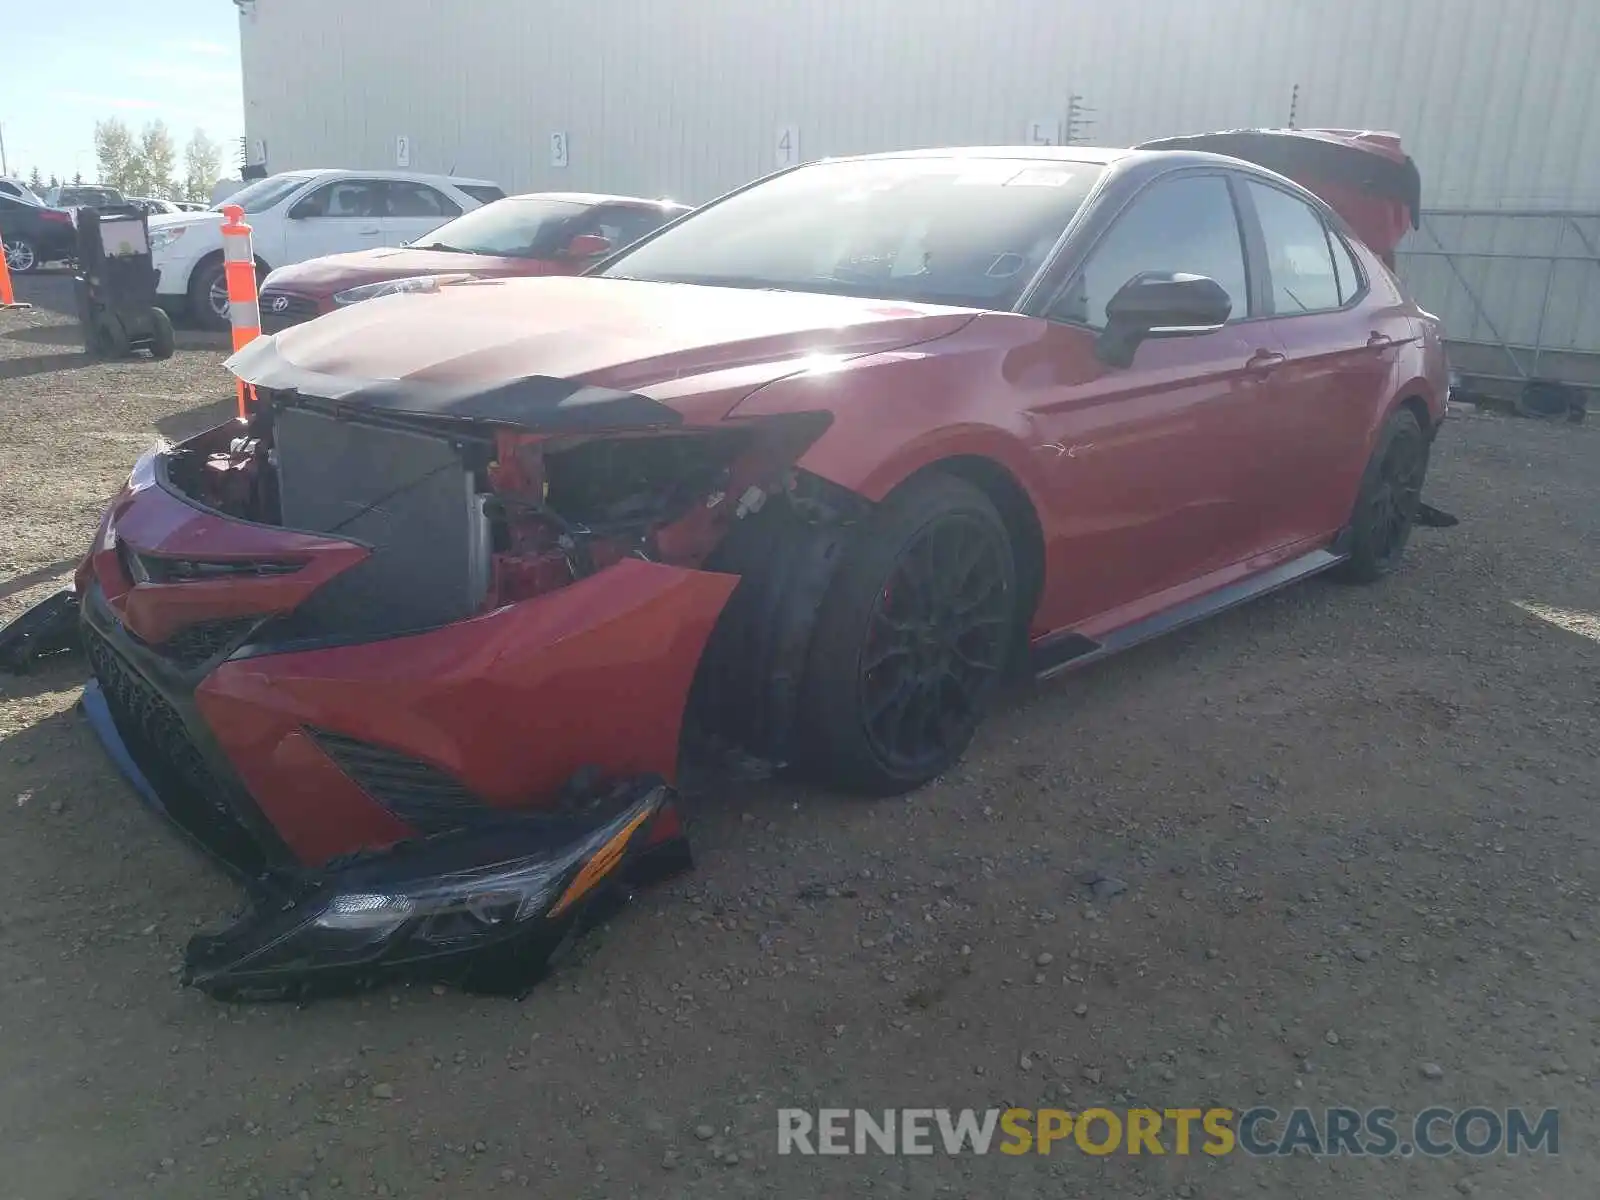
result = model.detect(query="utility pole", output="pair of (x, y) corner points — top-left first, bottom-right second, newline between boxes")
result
(1064, 94), (1095, 146)
(0, 123), (9, 177)
(1288, 83), (1300, 129)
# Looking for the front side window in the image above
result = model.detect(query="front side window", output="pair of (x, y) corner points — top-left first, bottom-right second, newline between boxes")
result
(1052, 174), (1249, 328)
(601, 156), (1106, 309)
(294, 181), (384, 219)
(1245, 181), (1342, 314)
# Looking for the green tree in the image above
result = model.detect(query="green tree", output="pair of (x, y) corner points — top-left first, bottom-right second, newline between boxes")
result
(182, 129), (223, 203)
(138, 120), (178, 198)
(27, 166), (43, 190)
(47, 173), (60, 189)
(72, 170), (84, 186)
(93, 118), (136, 191)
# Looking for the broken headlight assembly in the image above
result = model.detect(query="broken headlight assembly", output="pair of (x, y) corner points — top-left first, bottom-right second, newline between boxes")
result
(183, 777), (690, 1001)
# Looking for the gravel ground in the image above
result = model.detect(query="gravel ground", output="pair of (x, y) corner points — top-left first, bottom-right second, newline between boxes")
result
(3, 274), (1599, 1200)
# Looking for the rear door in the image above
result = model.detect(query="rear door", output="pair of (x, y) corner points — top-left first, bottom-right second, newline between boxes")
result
(1025, 171), (1285, 630)
(1237, 178), (1414, 541)
(379, 180), (463, 247)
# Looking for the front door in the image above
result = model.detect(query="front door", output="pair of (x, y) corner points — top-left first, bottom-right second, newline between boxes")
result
(1024, 171), (1282, 631)
(281, 179), (386, 264)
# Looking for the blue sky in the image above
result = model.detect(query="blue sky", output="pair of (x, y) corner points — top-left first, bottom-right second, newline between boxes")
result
(0, 0), (243, 184)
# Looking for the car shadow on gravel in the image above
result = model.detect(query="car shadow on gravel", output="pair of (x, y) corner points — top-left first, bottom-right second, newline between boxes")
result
(0, 560), (78, 602)
(1, 323), (86, 347)
(0, 656), (86, 704)
(0, 351), (97, 381)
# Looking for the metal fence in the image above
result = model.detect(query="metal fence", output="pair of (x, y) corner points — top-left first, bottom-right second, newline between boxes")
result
(1395, 210), (1600, 400)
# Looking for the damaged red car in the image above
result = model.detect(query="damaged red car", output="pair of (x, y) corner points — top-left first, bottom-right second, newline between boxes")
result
(1, 130), (1450, 1000)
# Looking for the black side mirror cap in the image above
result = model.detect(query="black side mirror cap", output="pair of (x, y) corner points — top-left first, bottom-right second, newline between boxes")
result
(1096, 271), (1233, 368)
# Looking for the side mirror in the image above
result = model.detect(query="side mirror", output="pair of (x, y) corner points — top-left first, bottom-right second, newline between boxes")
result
(565, 233), (612, 259)
(286, 199), (316, 220)
(1096, 271), (1232, 368)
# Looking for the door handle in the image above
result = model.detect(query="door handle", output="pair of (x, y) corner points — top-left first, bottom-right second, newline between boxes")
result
(358, 226), (381, 236)
(1366, 331), (1394, 348)
(1246, 350), (1286, 375)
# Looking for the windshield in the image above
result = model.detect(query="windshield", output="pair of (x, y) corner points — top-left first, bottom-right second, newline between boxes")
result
(601, 156), (1105, 308)
(59, 186), (122, 206)
(409, 197), (589, 256)
(215, 174), (314, 214)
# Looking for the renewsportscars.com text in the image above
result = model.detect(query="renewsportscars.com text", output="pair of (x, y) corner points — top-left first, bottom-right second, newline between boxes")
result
(777, 1106), (1560, 1157)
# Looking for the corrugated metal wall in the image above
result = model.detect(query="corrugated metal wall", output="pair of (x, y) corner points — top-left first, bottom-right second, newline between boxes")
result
(239, 0), (1600, 209)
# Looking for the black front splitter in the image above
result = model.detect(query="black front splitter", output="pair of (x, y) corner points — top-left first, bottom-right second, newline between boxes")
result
(182, 775), (693, 1004)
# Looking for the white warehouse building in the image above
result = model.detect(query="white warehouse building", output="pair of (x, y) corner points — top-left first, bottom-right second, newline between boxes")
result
(237, 0), (1599, 393)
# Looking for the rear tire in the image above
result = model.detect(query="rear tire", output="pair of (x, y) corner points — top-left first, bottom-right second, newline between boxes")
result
(798, 473), (1017, 795)
(1334, 407), (1429, 584)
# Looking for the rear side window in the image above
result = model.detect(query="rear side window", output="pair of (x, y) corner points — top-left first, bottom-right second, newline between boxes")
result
(582, 206), (670, 249)
(1327, 227), (1364, 304)
(1052, 174), (1249, 328)
(1244, 181), (1342, 314)
(385, 181), (462, 218)
(458, 184), (506, 205)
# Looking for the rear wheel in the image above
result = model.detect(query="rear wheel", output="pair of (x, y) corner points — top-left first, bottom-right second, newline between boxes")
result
(1335, 407), (1429, 583)
(4, 235), (38, 274)
(798, 473), (1017, 795)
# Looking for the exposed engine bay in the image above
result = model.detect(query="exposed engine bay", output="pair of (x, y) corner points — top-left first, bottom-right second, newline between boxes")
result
(161, 392), (837, 639)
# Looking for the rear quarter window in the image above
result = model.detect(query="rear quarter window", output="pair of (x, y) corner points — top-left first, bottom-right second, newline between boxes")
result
(459, 185), (506, 205)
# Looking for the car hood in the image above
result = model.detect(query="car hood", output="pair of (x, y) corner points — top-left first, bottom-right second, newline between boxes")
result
(263, 247), (559, 295)
(150, 210), (223, 231)
(227, 275), (978, 431)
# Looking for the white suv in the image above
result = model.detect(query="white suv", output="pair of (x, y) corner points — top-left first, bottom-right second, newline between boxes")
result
(149, 169), (505, 328)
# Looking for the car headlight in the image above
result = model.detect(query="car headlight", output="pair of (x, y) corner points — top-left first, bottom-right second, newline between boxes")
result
(149, 226), (187, 253)
(181, 777), (689, 1001)
(332, 274), (466, 306)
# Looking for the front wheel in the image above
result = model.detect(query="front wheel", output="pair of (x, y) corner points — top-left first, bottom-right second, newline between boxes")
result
(1334, 406), (1429, 583)
(187, 258), (232, 331)
(798, 473), (1017, 795)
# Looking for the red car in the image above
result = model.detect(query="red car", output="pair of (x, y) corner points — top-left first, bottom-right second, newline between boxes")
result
(256, 192), (691, 332)
(3, 131), (1450, 998)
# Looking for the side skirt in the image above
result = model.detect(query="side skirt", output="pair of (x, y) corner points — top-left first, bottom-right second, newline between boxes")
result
(1030, 548), (1346, 681)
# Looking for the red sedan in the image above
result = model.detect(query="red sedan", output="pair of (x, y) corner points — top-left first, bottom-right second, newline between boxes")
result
(256, 192), (691, 332)
(3, 131), (1449, 998)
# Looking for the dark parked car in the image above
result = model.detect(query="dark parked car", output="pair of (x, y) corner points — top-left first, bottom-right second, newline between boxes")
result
(257, 191), (690, 331)
(0, 195), (77, 273)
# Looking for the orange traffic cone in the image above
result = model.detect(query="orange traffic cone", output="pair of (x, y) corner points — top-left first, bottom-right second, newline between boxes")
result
(0, 233), (35, 310)
(220, 204), (260, 416)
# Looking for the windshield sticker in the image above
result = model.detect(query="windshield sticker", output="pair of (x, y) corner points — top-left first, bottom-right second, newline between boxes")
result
(953, 162), (1029, 186)
(1005, 168), (1076, 187)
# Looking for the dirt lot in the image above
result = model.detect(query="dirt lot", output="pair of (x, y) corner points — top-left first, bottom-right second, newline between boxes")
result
(2, 272), (1598, 1200)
